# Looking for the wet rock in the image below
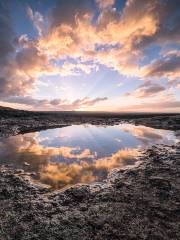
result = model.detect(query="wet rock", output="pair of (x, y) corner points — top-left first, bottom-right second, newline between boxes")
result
(0, 111), (179, 137)
(14, 169), (24, 174)
(0, 142), (180, 239)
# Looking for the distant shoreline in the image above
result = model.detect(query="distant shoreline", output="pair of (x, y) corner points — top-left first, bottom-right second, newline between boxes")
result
(0, 107), (179, 137)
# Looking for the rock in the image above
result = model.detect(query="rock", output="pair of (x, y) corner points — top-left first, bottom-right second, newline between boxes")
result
(24, 162), (30, 166)
(0, 111), (180, 239)
(0, 144), (180, 239)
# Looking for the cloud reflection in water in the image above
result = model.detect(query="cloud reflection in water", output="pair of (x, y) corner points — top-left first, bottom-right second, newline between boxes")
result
(0, 124), (177, 189)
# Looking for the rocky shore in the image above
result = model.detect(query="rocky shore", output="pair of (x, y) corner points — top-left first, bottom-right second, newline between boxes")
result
(0, 144), (180, 240)
(0, 109), (179, 137)
(0, 109), (180, 239)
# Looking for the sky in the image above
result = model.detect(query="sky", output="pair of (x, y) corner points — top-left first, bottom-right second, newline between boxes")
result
(0, 0), (179, 112)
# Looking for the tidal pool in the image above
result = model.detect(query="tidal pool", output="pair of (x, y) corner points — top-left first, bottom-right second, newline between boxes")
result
(0, 124), (178, 189)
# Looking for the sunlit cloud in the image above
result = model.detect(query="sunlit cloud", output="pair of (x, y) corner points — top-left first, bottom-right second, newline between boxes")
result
(0, 0), (179, 111)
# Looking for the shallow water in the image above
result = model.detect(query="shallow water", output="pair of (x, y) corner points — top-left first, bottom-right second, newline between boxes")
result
(0, 124), (178, 189)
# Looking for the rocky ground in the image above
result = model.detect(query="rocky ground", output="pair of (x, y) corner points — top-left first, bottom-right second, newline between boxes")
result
(0, 109), (180, 239)
(0, 144), (180, 240)
(0, 109), (180, 137)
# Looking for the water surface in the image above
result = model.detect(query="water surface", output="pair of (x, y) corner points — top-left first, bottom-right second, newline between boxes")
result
(0, 124), (178, 189)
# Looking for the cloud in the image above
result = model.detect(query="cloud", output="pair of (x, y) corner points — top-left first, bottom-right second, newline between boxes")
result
(125, 81), (166, 98)
(119, 100), (180, 112)
(37, 0), (180, 79)
(71, 97), (108, 107)
(49, 0), (93, 28)
(96, 0), (115, 10)
(0, 2), (19, 97)
(144, 101), (180, 109)
(40, 148), (139, 188)
(94, 148), (139, 170)
(141, 0), (180, 46)
(122, 0), (180, 49)
(141, 51), (180, 81)
(0, 0), (179, 111)
(0, 133), (95, 175)
(16, 42), (49, 74)
(27, 6), (45, 36)
(0, 3), (48, 99)
(0, 2), (15, 64)
(59, 61), (99, 76)
(121, 125), (163, 145)
(0, 40), (49, 98)
(0, 132), (139, 188)
(3, 96), (108, 110)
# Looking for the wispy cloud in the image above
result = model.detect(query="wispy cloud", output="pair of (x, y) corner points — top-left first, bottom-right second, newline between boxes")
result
(125, 81), (166, 98)
(3, 96), (108, 110)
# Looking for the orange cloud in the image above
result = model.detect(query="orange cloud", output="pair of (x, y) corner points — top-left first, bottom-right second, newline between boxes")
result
(0, 0), (179, 110)
(47, 0), (179, 79)
(34, 0), (180, 82)
(37, 0), (165, 76)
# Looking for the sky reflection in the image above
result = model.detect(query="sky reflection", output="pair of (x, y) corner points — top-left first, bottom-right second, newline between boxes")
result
(0, 124), (177, 189)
